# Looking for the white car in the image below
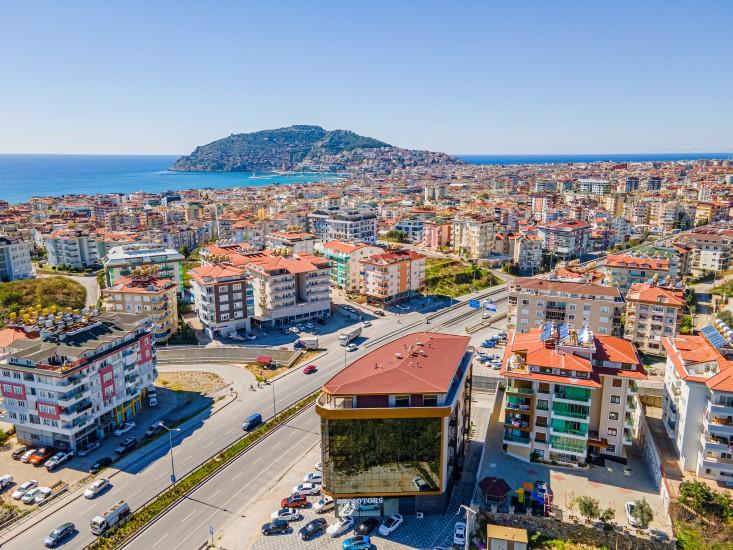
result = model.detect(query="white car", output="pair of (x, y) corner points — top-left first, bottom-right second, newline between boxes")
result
(453, 521), (466, 545)
(292, 482), (320, 496)
(378, 514), (404, 536)
(45, 451), (73, 471)
(314, 461), (322, 471)
(20, 449), (36, 463)
(77, 441), (100, 457)
(246, 334), (257, 341)
(313, 495), (334, 513)
(270, 507), (301, 522)
(12, 480), (37, 500)
(113, 422), (136, 436)
(21, 487), (42, 504)
(345, 343), (358, 352)
(289, 326), (300, 334)
(304, 323), (314, 330)
(362, 320), (372, 328)
(34, 486), (52, 504)
(625, 501), (641, 528)
(326, 515), (354, 537)
(303, 472), (322, 484)
(0, 474), (13, 490)
(84, 478), (110, 499)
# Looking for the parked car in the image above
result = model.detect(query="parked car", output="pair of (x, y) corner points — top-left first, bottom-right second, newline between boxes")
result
(280, 494), (308, 509)
(84, 478), (110, 499)
(89, 457), (113, 474)
(21, 487), (43, 504)
(44, 522), (75, 548)
(343, 535), (371, 550)
(303, 365), (317, 374)
(292, 482), (320, 496)
(373, 309), (385, 317)
(0, 474), (13, 490)
(314, 461), (322, 471)
(354, 517), (379, 535)
(46, 451), (73, 471)
(453, 521), (466, 545)
(304, 322), (314, 330)
(531, 480), (548, 504)
(261, 518), (290, 535)
(480, 339), (497, 348)
(35, 486), (53, 504)
(270, 507), (301, 522)
(313, 495), (334, 513)
(29, 447), (56, 466)
(113, 422), (136, 436)
(289, 326), (300, 334)
(11, 480), (37, 500)
(245, 334), (257, 341)
(145, 422), (165, 437)
(345, 343), (358, 352)
(114, 437), (137, 455)
(378, 514), (404, 536)
(76, 441), (100, 457)
(326, 515), (354, 537)
(626, 501), (641, 528)
(11, 446), (28, 460)
(19, 448), (38, 463)
(412, 476), (430, 491)
(303, 472), (322, 484)
(299, 518), (328, 540)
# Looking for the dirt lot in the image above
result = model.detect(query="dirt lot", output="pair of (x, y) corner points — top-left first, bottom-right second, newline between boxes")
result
(156, 371), (225, 394)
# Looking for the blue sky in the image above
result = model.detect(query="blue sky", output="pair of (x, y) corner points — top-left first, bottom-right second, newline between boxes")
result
(1, 0), (731, 155)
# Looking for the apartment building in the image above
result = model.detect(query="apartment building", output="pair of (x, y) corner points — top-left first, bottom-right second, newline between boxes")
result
(102, 270), (178, 343)
(603, 253), (677, 295)
(189, 264), (250, 338)
(0, 236), (33, 282)
(513, 235), (543, 274)
(676, 226), (733, 274)
(265, 231), (316, 255)
(537, 220), (591, 261)
(393, 219), (424, 243)
(315, 240), (383, 292)
(45, 229), (100, 269)
(452, 216), (496, 259)
(421, 219), (452, 251)
(694, 202), (729, 227)
(307, 209), (378, 244)
(0, 311), (156, 451)
(317, 332), (472, 514)
(501, 325), (644, 464)
(508, 277), (623, 336)
(243, 251), (332, 327)
(623, 283), (685, 356)
(104, 245), (185, 291)
(577, 178), (611, 195)
(661, 327), (733, 483)
(360, 249), (426, 305)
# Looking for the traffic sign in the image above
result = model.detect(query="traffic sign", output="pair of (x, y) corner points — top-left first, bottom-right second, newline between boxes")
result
(484, 301), (497, 313)
(468, 299), (481, 309)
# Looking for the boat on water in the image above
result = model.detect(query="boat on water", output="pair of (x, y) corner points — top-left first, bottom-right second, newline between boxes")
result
(249, 172), (273, 180)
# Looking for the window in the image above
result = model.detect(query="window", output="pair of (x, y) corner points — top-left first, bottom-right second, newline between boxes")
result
(423, 394), (438, 407)
(612, 379), (622, 388)
(607, 444), (616, 453)
(610, 395), (621, 405)
(609, 412), (619, 421)
(394, 395), (410, 407)
(608, 427), (618, 436)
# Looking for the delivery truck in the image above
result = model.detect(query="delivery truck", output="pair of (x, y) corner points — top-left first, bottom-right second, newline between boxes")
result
(295, 337), (319, 350)
(338, 326), (361, 346)
(90, 500), (131, 535)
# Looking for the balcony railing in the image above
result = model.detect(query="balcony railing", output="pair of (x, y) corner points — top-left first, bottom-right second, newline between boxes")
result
(503, 433), (531, 445)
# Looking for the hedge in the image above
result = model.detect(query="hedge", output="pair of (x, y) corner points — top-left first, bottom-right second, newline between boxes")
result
(85, 391), (320, 549)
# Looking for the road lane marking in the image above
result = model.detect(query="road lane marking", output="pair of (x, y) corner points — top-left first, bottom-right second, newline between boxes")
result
(251, 456), (263, 465)
(152, 532), (168, 547)
(182, 510), (197, 523)
(203, 440), (216, 449)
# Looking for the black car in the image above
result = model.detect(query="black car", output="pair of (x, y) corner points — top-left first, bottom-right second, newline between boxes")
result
(44, 522), (75, 547)
(262, 519), (290, 535)
(299, 518), (327, 540)
(355, 517), (379, 535)
(89, 456), (113, 474)
(11, 446), (28, 460)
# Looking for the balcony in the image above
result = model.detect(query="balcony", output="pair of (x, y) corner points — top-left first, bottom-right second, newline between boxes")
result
(506, 385), (534, 396)
(702, 432), (731, 451)
(549, 436), (587, 456)
(550, 420), (589, 439)
(702, 456), (733, 470)
(506, 396), (532, 412)
(628, 381), (638, 395)
(503, 432), (532, 447)
(552, 402), (590, 420)
(709, 400), (733, 417)
(623, 429), (633, 445)
(553, 388), (591, 404)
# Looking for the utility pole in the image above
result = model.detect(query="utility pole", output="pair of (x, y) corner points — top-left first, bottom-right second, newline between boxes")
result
(271, 379), (276, 417)
(158, 422), (181, 486)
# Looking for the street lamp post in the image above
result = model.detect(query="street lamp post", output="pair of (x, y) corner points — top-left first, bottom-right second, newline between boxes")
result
(271, 379), (276, 417)
(158, 422), (181, 486)
(458, 504), (478, 550)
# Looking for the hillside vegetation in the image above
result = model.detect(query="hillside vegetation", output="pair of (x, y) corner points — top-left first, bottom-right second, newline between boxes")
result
(0, 277), (86, 327)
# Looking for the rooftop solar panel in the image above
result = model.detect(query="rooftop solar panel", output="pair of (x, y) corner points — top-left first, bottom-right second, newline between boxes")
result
(701, 324), (729, 349)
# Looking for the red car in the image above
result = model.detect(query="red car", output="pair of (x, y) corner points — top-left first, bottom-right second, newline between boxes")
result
(303, 365), (317, 374)
(280, 494), (308, 508)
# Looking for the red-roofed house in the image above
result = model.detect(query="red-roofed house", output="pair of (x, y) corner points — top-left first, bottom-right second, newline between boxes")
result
(661, 330), (733, 482)
(316, 332), (473, 514)
(360, 249), (426, 305)
(623, 283), (686, 355)
(315, 240), (383, 292)
(500, 325), (645, 464)
(603, 253), (676, 294)
(189, 263), (250, 337)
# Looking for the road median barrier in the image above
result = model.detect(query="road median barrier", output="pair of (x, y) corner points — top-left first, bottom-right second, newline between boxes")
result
(84, 390), (320, 550)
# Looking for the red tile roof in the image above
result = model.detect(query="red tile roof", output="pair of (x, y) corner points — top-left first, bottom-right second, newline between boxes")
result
(322, 332), (470, 395)
(625, 283), (685, 307)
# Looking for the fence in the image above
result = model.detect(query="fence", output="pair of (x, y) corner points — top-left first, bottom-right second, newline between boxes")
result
(156, 346), (301, 368)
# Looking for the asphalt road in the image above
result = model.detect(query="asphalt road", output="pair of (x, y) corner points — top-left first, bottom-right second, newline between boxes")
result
(0, 288), (507, 549)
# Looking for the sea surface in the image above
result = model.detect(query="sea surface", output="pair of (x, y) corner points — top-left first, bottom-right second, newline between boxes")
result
(457, 153), (731, 165)
(0, 153), (730, 204)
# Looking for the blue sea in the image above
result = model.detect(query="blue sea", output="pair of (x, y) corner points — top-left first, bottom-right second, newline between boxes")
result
(0, 153), (730, 204)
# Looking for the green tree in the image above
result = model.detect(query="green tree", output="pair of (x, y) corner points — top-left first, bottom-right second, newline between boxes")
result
(632, 498), (653, 528)
(599, 507), (616, 525)
(717, 310), (733, 328)
(575, 496), (600, 522)
(384, 230), (407, 243)
(679, 480), (733, 524)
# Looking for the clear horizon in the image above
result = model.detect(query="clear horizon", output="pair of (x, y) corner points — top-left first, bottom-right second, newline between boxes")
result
(1, 1), (732, 155)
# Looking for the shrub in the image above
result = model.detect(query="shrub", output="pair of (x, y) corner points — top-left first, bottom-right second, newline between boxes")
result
(632, 498), (653, 528)
(574, 496), (600, 522)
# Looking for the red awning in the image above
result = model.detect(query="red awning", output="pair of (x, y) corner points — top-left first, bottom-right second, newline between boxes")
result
(256, 356), (273, 363)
